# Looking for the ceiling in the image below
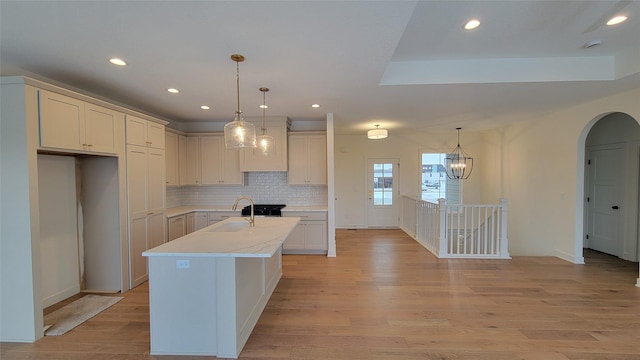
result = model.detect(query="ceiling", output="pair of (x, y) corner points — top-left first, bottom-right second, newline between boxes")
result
(2, 1), (639, 135)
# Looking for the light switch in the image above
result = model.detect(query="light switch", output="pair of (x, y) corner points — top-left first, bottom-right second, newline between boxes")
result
(176, 259), (190, 269)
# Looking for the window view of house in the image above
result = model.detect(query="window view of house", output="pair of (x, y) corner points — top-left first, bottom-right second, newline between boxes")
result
(421, 153), (460, 204)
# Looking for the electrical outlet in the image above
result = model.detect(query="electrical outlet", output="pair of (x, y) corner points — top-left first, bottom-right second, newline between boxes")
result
(176, 259), (190, 269)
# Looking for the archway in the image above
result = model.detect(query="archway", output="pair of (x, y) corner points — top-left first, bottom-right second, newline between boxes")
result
(579, 112), (640, 279)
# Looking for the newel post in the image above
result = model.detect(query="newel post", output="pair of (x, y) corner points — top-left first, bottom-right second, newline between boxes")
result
(438, 198), (448, 257)
(499, 198), (510, 258)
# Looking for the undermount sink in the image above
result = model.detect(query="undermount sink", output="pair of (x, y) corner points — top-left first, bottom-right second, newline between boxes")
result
(208, 220), (251, 232)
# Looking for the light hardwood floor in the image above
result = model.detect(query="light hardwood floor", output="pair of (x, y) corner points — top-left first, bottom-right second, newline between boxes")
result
(2, 229), (639, 359)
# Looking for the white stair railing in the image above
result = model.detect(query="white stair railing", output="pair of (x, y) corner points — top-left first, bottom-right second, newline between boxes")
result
(401, 196), (510, 259)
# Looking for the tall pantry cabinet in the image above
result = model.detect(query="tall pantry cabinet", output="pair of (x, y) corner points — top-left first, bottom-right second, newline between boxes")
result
(126, 116), (167, 288)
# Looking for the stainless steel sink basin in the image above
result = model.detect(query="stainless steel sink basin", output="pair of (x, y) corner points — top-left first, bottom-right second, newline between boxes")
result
(207, 221), (251, 232)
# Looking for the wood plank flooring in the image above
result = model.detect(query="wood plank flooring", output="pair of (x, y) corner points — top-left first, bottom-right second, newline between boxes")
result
(2, 229), (639, 359)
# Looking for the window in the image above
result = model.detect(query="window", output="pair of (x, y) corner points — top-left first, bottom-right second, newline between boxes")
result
(373, 162), (393, 205)
(421, 153), (461, 204)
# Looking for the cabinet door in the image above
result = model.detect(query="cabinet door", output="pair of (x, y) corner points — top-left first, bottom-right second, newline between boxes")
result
(147, 122), (165, 149)
(185, 136), (200, 185)
(283, 223), (305, 251)
(127, 145), (148, 214)
(84, 103), (119, 154)
(194, 212), (208, 231)
(39, 90), (85, 151)
(178, 135), (187, 185)
(200, 136), (222, 184)
(126, 115), (148, 146)
(148, 212), (166, 249)
(222, 146), (243, 184)
(186, 213), (195, 234)
(287, 135), (308, 184)
(307, 135), (327, 185)
(305, 222), (327, 250)
(165, 132), (179, 186)
(129, 214), (148, 288)
(168, 216), (185, 241)
(147, 148), (166, 212)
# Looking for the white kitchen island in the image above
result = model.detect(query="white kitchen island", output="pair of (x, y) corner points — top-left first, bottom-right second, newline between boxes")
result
(142, 216), (299, 358)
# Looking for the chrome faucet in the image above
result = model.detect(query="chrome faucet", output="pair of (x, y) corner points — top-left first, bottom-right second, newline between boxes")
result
(232, 196), (255, 227)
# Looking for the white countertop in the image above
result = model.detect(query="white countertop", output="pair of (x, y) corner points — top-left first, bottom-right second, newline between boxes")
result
(143, 216), (300, 258)
(166, 205), (327, 217)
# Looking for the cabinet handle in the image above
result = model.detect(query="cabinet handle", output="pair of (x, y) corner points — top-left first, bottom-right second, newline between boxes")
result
(87, 144), (93, 147)
(148, 212), (154, 215)
(82, 143), (88, 146)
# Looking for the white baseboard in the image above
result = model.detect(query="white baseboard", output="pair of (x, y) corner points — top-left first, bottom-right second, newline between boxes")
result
(554, 249), (585, 264)
(42, 285), (80, 308)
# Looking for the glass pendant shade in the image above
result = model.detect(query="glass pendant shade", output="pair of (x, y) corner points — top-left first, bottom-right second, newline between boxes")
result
(224, 54), (257, 149)
(445, 128), (473, 179)
(257, 133), (274, 155)
(224, 111), (257, 149)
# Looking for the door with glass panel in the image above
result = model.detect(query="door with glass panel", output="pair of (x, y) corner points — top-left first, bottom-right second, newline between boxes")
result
(366, 158), (399, 228)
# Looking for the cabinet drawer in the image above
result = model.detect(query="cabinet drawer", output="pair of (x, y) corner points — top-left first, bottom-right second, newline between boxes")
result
(283, 212), (327, 221)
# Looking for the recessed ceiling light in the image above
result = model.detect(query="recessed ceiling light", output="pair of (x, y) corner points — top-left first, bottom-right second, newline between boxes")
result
(311, 104), (320, 108)
(464, 19), (480, 30)
(201, 105), (210, 110)
(109, 58), (127, 66)
(606, 15), (627, 26)
(167, 88), (179, 94)
(259, 104), (268, 109)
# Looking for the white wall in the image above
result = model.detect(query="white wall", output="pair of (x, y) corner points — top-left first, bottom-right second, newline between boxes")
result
(0, 82), (43, 341)
(502, 87), (640, 261)
(334, 131), (489, 228)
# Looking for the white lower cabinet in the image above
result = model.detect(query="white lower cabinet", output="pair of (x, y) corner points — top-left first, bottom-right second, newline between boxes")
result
(208, 211), (238, 226)
(282, 212), (327, 254)
(168, 214), (186, 241)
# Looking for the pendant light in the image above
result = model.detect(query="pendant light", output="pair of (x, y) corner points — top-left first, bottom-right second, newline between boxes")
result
(256, 87), (274, 156)
(445, 128), (474, 179)
(224, 54), (257, 149)
(367, 124), (388, 139)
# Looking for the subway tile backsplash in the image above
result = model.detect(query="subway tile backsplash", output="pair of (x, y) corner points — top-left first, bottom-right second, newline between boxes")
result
(166, 172), (327, 208)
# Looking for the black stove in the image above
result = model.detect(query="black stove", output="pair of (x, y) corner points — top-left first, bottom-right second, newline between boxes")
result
(241, 204), (286, 217)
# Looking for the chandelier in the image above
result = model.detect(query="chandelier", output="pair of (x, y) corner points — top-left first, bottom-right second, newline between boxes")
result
(224, 54), (257, 149)
(256, 87), (274, 155)
(445, 128), (473, 179)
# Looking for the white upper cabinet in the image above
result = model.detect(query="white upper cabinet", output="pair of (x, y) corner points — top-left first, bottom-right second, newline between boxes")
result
(200, 135), (244, 185)
(240, 117), (290, 172)
(165, 131), (179, 186)
(38, 90), (122, 154)
(126, 115), (165, 149)
(288, 132), (327, 185)
(185, 136), (201, 185)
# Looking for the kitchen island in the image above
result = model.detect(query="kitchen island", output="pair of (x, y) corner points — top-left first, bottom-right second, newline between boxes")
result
(142, 216), (299, 358)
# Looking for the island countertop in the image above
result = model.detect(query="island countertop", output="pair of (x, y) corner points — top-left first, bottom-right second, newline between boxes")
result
(143, 216), (300, 258)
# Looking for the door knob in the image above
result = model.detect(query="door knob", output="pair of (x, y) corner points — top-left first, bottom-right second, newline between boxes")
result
(612, 205), (619, 209)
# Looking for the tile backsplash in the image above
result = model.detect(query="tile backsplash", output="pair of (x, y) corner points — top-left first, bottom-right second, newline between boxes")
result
(166, 172), (327, 208)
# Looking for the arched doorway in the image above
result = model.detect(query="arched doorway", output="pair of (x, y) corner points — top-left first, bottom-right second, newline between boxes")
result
(583, 112), (640, 262)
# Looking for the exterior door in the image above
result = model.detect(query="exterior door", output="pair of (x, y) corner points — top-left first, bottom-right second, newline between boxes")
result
(587, 146), (624, 256)
(366, 158), (399, 228)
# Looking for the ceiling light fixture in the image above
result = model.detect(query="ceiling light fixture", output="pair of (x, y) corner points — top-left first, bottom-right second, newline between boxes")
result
(606, 15), (627, 26)
(445, 128), (473, 179)
(201, 105), (210, 110)
(367, 124), (388, 140)
(256, 87), (274, 156)
(109, 58), (127, 66)
(224, 54), (256, 149)
(312, 104), (320, 108)
(167, 88), (179, 94)
(464, 19), (480, 30)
